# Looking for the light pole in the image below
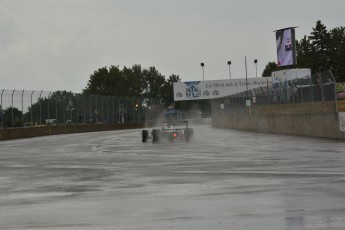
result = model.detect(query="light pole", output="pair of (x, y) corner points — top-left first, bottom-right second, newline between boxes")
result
(200, 63), (205, 81)
(227, 61), (232, 79)
(254, 59), (258, 78)
(1, 89), (4, 128)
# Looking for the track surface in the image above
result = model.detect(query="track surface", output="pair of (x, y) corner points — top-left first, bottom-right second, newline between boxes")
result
(1, 125), (345, 229)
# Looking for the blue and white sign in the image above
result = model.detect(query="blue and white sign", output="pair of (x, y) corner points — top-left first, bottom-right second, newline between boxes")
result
(173, 69), (311, 101)
(174, 78), (270, 101)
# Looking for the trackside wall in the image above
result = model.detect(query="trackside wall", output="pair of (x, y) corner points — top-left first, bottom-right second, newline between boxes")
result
(211, 103), (345, 140)
(0, 123), (152, 141)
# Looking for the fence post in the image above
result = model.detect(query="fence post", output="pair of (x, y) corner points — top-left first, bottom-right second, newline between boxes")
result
(318, 70), (324, 102)
(126, 97), (128, 123)
(21, 90), (24, 127)
(329, 71), (338, 112)
(56, 97), (58, 124)
(289, 82), (295, 104)
(1, 89), (4, 127)
(106, 96), (109, 124)
(113, 96), (115, 124)
(118, 97), (121, 123)
(0, 89), (3, 108)
(138, 99), (141, 122)
(39, 90), (43, 125)
(31, 90), (34, 124)
(89, 94), (92, 123)
(11, 89), (15, 127)
(101, 96), (104, 124)
(83, 94), (86, 124)
(76, 94), (79, 124)
(47, 91), (51, 121)
(297, 79), (303, 104)
(95, 94), (99, 123)
(145, 103), (148, 128)
(132, 98), (135, 123)
(306, 75), (313, 103)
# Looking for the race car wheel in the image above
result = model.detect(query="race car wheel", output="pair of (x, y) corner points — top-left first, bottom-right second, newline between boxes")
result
(184, 128), (194, 142)
(152, 129), (160, 143)
(142, 130), (149, 143)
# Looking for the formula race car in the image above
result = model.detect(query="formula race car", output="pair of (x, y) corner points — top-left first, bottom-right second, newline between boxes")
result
(142, 121), (194, 143)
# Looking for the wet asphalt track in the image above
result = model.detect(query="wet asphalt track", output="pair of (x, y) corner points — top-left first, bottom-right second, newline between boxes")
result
(1, 124), (345, 230)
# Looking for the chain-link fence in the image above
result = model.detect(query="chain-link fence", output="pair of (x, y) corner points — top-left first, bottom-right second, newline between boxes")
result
(211, 70), (337, 115)
(0, 90), (164, 128)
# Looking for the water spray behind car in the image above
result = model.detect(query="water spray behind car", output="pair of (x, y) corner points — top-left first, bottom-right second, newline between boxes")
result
(142, 120), (194, 143)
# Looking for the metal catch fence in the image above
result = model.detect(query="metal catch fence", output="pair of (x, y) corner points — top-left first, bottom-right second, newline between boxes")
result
(0, 90), (164, 128)
(211, 70), (337, 115)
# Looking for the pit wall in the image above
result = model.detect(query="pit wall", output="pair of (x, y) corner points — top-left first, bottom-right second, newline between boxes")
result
(0, 122), (151, 141)
(212, 102), (345, 140)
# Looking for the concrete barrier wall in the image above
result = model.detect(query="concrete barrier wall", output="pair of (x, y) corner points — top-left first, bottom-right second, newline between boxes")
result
(3, 104), (344, 141)
(212, 103), (345, 140)
(0, 122), (151, 141)
(212, 102), (345, 140)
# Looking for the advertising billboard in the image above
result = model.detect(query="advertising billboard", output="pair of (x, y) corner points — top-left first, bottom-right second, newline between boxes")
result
(336, 82), (345, 100)
(276, 27), (297, 67)
(173, 69), (311, 101)
(173, 78), (271, 101)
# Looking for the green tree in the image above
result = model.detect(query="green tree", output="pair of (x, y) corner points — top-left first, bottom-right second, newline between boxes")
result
(83, 66), (117, 96)
(296, 35), (313, 68)
(142, 66), (166, 100)
(130, 64), (147, 98)
(161, 74), (181, 106)
(329, 26), (345, 81)
(83, 65), (182, 107)
(264, 20), (345, 81)
(108, 65), (128, 96)
(308, 20), (331, 72)
(3, 107), (22, 127)
(310, 21), (331, 57)
(262, 62), (280, 77)
(28, 90), (78, 125)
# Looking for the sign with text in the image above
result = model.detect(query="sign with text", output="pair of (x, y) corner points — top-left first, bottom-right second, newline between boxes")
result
(338, 112), (345, 132)
(173, 78), (271, 101)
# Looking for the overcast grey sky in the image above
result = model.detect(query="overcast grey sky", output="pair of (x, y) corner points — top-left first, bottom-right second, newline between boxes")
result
(1, 0), (344, 93)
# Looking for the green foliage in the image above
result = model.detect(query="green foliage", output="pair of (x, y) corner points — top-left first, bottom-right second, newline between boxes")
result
(161, 74), (181, 106)
(262, 62), (280, 77)
(24, 66), (181, 126)
(296, 35), (314, 69)
(83, 65), (181, 106)
(263, 20), (345, 81)
(27, 90), (77, 124)
(307, 20), (332, 72)
(142, 66), (166, 100)
(295, 20), (345, 81)
(3, 107), (23, 127)
(329, 26), (345, 81)
(310, 20), (331, 55)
